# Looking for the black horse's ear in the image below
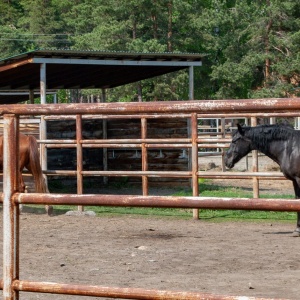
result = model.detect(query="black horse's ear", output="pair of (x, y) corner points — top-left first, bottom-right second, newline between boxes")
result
(237, 124), (245, 135)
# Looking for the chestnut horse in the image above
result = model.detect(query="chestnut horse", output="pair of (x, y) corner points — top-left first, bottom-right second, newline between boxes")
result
(0, 133), (52, 215)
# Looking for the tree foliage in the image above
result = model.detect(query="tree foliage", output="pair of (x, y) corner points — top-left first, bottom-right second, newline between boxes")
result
(0, 0), (299, 102)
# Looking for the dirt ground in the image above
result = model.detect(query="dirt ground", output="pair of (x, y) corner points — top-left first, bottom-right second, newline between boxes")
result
(0, 213), (299, 300)
(0, 155), (299, 300)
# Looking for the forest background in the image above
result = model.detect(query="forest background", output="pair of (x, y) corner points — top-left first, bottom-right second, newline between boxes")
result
(0, 0), (299, 103)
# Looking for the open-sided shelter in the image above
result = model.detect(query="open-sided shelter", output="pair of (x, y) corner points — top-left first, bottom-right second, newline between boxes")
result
(0, 49), (203, 103)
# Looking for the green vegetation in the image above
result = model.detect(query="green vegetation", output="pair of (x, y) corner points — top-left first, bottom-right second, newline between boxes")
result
(0, 0), (299, 101)
(45, 180), (296, 222)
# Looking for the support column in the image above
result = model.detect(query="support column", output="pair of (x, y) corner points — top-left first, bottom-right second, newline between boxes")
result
(40, 63), (48, 202)
(189, 66), (194, 100)
(40, 63), (46, 104)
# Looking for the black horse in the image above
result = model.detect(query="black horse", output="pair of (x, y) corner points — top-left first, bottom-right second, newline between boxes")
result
(224, 123), (300, 236)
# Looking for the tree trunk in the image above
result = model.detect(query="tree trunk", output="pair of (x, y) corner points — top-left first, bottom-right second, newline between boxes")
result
(137, 82), (142, 102)
(264, 0), (272, 86)
(167, 0), (173, 52)
(151, 0), (158, 39)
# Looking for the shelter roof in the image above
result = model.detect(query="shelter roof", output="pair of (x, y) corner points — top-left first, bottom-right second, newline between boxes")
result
(0, 49), (203, 104)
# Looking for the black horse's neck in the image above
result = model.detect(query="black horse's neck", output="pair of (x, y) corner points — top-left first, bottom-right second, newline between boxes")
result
(245, 125), (297, 163)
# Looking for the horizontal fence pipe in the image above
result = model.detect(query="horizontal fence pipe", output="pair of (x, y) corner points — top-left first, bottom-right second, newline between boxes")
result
(45, 144), (192, 149)
(82, 144), (190, 149)
(196, 112), (300, 118)
(145, 144), (191, 148)
(43, 170), (189, 177)
(41, 170), (285, 180)
(198, 175), (285, 180)
(7, 193), (300, 212)
(39, 139), (76, 144)
(43, 144), (228, 149)
(81, 138), (191, 144)
(80, 171), (192, 177)
(197, 171), (285, 179)
(0, 98), (300, 116)
(197, 138), (230, 143)
(43, 170), (77, 176)
(41, 170), (286, 180)
(39, 138), (192, 144)
(45, 144), (142, 149)
(198, 144), (229, 148)
(8, 280), (283, 300)
(45, 144), (77, 149)
(43, 113), (192, 120)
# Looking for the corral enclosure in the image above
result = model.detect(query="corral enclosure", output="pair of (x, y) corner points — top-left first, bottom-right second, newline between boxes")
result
(47, 118), (189, 187)
(2, 99), (300, 300)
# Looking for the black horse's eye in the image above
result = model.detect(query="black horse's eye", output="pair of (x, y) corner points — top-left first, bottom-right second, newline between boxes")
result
(232, 136), (240, 143)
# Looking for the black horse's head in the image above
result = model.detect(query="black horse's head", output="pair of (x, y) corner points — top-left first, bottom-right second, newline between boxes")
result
(224, 124), (253, 169)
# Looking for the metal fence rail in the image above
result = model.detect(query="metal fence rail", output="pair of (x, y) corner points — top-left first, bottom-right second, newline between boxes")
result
(2, 98), (300, 300)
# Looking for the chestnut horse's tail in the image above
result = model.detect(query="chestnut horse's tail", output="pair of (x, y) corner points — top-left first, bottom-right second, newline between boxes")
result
(27, 135), (49, 193)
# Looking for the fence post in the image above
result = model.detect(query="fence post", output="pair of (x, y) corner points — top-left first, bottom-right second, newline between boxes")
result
(141, 118), (148, 196)
(3, 114), (19, 300)
(251, 117), (259, 198)
(76, 114), (83, 211)
(101, 89), (108, 185)
(191, 113), (199, 219)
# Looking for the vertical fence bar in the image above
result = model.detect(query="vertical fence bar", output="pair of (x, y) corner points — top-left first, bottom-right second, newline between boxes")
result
(221, 118), (226, 171)
(251, 117), (259, 198)
(191, 113), (199, 219)
(141, 118), (148, 196)
(76, 115), (83, 212)
(3, 114), (19, 300)
(188, 66), (194, 100)
(101, 89), (108, 185)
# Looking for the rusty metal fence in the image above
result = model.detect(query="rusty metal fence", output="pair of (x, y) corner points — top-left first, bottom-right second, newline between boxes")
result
(1, 98), (300, 299)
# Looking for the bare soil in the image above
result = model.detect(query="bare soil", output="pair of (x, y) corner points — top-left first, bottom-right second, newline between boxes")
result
(0, 213), (299, 300)
(0, 155), (299, 300)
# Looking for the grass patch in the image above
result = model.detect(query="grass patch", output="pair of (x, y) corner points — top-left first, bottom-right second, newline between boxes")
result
(173, 181), (296, 222)
(41, 180), (297, 222)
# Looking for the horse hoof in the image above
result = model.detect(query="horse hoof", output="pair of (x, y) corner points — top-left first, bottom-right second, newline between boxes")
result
(292, 230), (300, 237)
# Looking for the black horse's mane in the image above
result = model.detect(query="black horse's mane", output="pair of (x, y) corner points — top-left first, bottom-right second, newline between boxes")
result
(243, 123), (299, 149)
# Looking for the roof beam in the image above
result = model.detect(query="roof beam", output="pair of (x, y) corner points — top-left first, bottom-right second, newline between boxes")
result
(32, 58), (202, 67)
